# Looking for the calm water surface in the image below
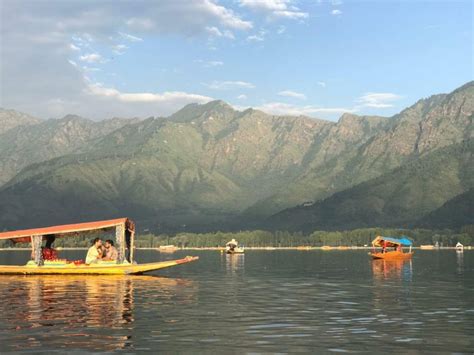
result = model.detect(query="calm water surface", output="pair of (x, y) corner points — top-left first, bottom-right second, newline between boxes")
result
(0, 250), (472, 353)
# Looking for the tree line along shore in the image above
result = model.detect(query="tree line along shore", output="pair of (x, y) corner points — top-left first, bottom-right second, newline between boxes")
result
(1, 226), (472, 249)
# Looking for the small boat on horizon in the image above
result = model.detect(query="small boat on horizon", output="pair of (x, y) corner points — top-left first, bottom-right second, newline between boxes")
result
(225, 239), (244, 254)
(158, 245), (178, 252)
(456, 242), (464, 252)
(369, 236), (413, 260)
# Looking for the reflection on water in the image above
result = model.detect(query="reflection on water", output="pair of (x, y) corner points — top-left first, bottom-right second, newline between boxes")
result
(372, 259), (413, 282)
(457, 251), (464, 274)
(0, 250), (473, 352)
(223, 253), (245, 274)
(0, 275), (197, 352)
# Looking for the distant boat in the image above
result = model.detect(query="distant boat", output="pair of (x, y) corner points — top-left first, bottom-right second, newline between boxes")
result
(296, 246), (312, 250)
(225, 239), (244, 254)
(369, 236), (413, 260)
(455, 242), (464, 252)
(226, 247), (245, 254)
(159, 245), (178, 252)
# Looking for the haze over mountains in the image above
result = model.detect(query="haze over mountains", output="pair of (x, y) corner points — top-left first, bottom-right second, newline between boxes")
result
(0, 82), (472, 232)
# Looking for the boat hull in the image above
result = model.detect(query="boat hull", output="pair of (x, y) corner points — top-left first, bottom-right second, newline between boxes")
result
(0, 256), (199, 275)
(370, 251), (413, 260)
(226, 247), (244, 254)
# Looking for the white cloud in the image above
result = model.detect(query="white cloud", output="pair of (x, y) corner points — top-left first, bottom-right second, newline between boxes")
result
(357, 92), (401, 108)
(3, 1), (254, 119)
(239, 0), (308, 20)
(111, 44), (128, 55)
(87, 83), (213, 104)
(118, 32), (143, 42)
(196, 59), (224, 67)
(204, 80), (255, 90)
(257, 102), (354, 117)
(278, 90), (307, 100)
(331, 0), (343, 5)
(79, 53), (107, 64)
(82, 66), (101, 72)
(331, 9), (342, 15)
(69, 43), (80, 51)
(273, 10), (308, 19)
(317, 81), (326, 88)
(247, 30), (266, 42)
(126, 17), (155, 31)
(237, 94), (248, 100)
(205, 0), (253, 30)
(205, 26), (235, 39)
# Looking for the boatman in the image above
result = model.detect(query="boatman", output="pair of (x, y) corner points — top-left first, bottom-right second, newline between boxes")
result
(226, 238), (238, 252)
(86, 238), (103, 264)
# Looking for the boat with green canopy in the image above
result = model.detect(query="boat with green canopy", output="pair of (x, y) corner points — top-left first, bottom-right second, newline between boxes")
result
(0, 218), (198, 275)
(370, 235), (413, 260)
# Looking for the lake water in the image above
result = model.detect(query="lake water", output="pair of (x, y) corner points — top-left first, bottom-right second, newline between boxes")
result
(0, 250), (472, 353)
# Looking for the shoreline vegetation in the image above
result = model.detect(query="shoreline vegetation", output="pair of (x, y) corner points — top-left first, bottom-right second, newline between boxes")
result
(0, 226), (472, 249)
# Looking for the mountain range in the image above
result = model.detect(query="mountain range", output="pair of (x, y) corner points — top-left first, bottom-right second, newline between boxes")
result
(0, 81), (472, 232)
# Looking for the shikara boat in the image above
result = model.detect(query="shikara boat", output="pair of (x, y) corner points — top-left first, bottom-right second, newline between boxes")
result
(420, 245), (435, 250)
(370, 236), (413, 260)
(0, 218), (198, 275)
(226, 247), (245, 254)
(224, 238), (244, 254)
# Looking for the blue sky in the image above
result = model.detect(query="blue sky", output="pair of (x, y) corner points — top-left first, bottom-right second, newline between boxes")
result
(1, 0), (472, 120)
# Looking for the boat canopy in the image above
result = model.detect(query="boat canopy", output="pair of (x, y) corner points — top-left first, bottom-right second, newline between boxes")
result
(372, 236), (412, 247)
(0, 218), (137, 265)
(0, 218), (135, 244)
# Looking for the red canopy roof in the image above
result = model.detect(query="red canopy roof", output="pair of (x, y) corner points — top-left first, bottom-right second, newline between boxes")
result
(0, 218), (135, 243)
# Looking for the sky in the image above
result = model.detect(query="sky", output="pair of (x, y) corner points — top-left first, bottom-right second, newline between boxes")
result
(0, 0), (472, 121)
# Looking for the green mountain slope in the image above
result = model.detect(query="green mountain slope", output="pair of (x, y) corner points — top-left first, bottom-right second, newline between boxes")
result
(267, 139), (473, 232)
(0, 113), (139, 185)
(417, 188), (474, 228)
(0, 82), (472, 232)
(244, 82), (474, 216)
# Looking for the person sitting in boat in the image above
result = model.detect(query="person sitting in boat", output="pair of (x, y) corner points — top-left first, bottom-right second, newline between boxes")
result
(102, 239), (118, 261)
(86, 238), (103, 264)
(226, 239), (238, 252)
(42, 235), (58, 261)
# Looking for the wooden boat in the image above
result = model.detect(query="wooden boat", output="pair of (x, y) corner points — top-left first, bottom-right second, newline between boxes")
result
(370, 250), (413, 260)
(226, 246), (245, 254)
(225, 238), (244, 254)
(296, 246), (312, 250)
(369, 236), (413, 260)
(0, 218), (199, 275)
(0, 257), (198, 275)
(158, 245), (178, 253)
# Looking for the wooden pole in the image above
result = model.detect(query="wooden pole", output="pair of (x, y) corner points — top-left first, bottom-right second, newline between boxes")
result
(130, 230), (135, 264)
